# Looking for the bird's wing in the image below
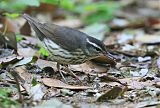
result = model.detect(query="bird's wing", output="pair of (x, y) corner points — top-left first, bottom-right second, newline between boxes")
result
(22, 14), (87, 51)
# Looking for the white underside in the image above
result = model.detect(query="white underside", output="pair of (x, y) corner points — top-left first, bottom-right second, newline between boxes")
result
(42, 38), (90, 64)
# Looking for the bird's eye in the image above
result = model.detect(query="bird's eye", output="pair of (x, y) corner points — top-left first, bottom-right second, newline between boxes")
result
(95, 47), (101, 52)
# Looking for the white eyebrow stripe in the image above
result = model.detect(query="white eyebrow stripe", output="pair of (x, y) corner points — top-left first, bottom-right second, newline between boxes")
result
(86, 38), (102, 50)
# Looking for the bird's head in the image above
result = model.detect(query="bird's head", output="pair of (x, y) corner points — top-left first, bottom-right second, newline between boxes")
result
(86, 36), (113, 59)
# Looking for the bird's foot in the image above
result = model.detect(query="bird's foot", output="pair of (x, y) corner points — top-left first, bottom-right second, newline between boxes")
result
(57, 63), (83, 84)
(56, 63), (68, 83)
(64, 66), (83, 84)
(59, 70), (68, 83)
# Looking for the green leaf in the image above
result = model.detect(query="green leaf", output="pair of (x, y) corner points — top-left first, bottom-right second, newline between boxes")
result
(0, 88), (20, 108)
(60, 0), (75, 10)
(0, 0), (40, 11)
(84, 4), (96, 11)
(32, 77), (38, 86)
(0, 88), (11, 97)
(16, 34), (23, 41)
(15, 0), (40, 7)
(33, 98), (72, 108)
(41, 0), (75, 10)
(3, 13), (20, 18)
(38, 47), (49, 56)
(75, 1), (119, 24)
(40, 0), (59, 4)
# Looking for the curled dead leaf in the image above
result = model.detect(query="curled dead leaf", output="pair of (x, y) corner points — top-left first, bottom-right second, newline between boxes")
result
(0, 55), (23, 67)
(42, 78), (92, 90)
(97, 86), (123, 101)
(0, 32), (17, 50)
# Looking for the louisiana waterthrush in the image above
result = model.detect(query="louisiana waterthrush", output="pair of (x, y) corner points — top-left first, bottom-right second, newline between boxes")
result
(22, 14), (115, 68)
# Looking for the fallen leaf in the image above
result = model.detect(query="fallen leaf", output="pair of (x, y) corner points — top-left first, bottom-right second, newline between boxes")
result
(0, 16), (17, 32)
(33, 98), (73, 108)
(117, 33), (134, 43)
(17, 48), (37, 57)
(111, 18), (129, 27)
(30, 84), (45, 101)
(60, 89), (74, 96)
(138, 56), (151, 62)
(14, 66), (32, 83)
(0, 32), (17, 50)
(36, 59), (56, 70)
(106, 76), (160, 90)
(154, 82), (160, 88)
(20, 21), (31, 36)
(82, 23), (109, 40)
(0, 49), (14, 58)
(110, 11), (146, 29)
(71, 62), (107, 75)
(130, 69), (148, 77)
(37, 59), (107, 74)
(146, 86), (160, 97)
(120, 77), (159, 89)
(135, 34), (160, 44)
(42, 78), (92, 90)
(0, 33), (6, 48)
(0, 55), (22, 67)
(99, 75), (125, 85)
(97, 86), (123, 101)
(22, 36), (38, 45)
(134, 101), (160, 108)
(121, 44), (136, 51)
(55, 19), (82, 28)
(156, 57), (160, 69)
(12, 56), (38, 67)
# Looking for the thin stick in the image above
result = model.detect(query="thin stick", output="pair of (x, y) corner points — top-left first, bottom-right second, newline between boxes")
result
(9, 68), (23, 103)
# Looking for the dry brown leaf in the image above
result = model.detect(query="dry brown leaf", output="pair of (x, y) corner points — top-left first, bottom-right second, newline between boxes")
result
(108, 77), (160, 90)
(0, 17), (18, 32)
(36, 59), (57, 70)
(42, 78), (92, 90)
(71, 62), (108, 75)
(97, 86), (123, 101)
(3, 32), (17, 50)
(36, 59), (107, 74)
(20, 21), (31, 36)
(54, 19), (82, 28)
(0, 55), (22, 66)
(154, 82), (160, 88)
(18, 47), (37, 57)
(22, 36), (38, 45)
(99, 75), (126, 85)
(135, 34), (160, 44)
(15, 66), (32, 83)
(70, 63), (92, 73)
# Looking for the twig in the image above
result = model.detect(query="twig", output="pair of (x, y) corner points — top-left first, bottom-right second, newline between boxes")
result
(8, 68), (24, 103)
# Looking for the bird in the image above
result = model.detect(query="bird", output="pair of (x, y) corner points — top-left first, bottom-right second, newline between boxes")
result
(22, 14), (116, 82)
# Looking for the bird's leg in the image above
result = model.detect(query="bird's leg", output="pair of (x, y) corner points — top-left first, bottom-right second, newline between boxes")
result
(64, 65), (82, 83)
(56, 63), (67, 83)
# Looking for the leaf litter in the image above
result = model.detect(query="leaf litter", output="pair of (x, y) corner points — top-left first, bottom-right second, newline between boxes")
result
(0, 1), (160, 108)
